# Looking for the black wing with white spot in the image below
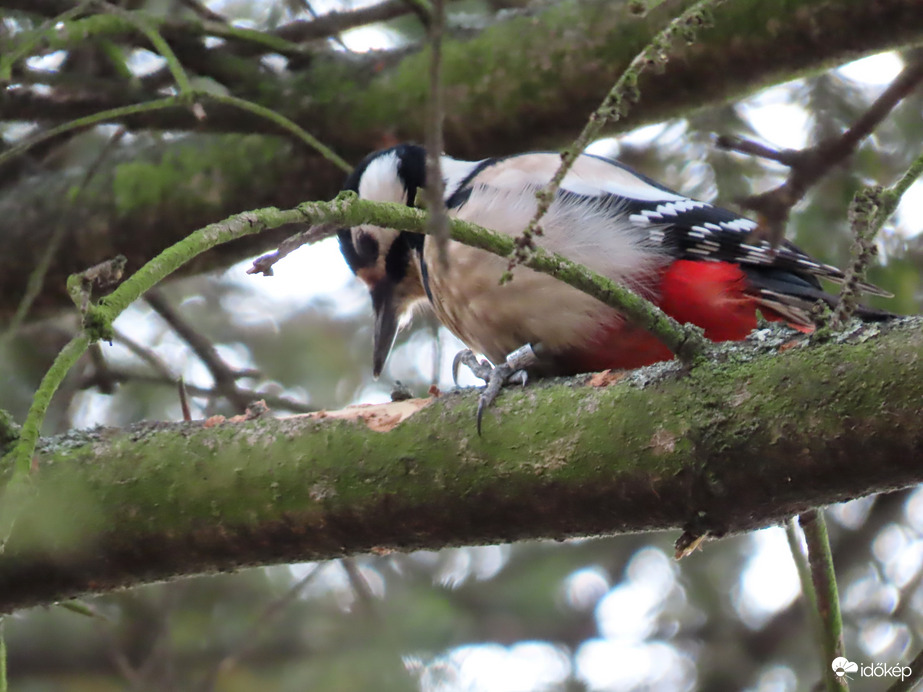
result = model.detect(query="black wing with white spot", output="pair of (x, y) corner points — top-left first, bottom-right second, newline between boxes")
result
(622, 196), (892, 297)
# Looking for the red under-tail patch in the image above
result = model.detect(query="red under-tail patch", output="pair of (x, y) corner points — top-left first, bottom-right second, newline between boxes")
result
(570, 260), (797, 372)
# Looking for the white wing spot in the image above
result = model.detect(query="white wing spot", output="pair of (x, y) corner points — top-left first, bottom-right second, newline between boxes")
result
(720, 218), (758, 232)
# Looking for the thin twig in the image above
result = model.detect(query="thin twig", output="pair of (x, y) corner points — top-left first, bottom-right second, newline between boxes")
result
(403, 0), (435, 18)
(94, 611), (143, 688)
(134, 584), (185, 688)
(200, 566), (320, 691)
(514, 0), (725, 267)
(178, 0), (225, 22)
(203, 92), (351, 172)
(884, 648), (923, 692)
(430, 318), (441, 388)
(423, 0), (450, 267)
(832, 144), (923, 326)
(832, 187), (882, 327)
(293, 0), (349, 51)
(5, 332), (91, 477)
(712, 135), (800, 167)
(0, 1), (93, 82)
(799, 509), (847, 692)
(0, 90), (351, 174)
(0, 96), (182, 170)
(78, 367), (313, 414)
(786, 519), (830, 688)
(4, 7), (313, 62)
(87, 343), (118, 395)
(101, 2), (194, 96)
(273, 0), (422, 44)
(341, 558), (378, 618)
(1, 127), (126, 345)
(247, 224), (339, 276)
(0, 618), (6, 692)
(178, 377), (192, 421)
(145, 288), (251, 414)
(873, 148), (923, 231)
(112, 329), (176, 380)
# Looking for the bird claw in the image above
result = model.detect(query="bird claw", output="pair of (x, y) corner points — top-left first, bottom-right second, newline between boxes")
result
(452, 349), (493, 385)
(475, 362), (527, 435)
(452, 344), (540, 435)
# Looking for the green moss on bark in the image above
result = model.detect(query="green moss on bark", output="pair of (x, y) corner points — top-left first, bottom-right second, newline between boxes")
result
(0, 320), (921, 611)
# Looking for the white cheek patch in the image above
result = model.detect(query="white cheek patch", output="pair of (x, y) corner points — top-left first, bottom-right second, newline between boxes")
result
(358, 153), (408, 203)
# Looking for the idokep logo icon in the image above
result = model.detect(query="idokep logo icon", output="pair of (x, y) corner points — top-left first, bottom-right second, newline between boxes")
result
(831, 657), (858, 678)
(831, 657), (912, 681)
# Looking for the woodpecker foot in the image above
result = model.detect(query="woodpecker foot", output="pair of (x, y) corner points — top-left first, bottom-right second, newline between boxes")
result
(451, 344), (539, 435)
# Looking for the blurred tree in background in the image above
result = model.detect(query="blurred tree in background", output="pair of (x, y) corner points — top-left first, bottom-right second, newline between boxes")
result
(2, 0), (923, 689)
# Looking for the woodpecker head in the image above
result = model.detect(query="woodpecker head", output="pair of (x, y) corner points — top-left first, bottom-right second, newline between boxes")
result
(338, 144), (428, 377)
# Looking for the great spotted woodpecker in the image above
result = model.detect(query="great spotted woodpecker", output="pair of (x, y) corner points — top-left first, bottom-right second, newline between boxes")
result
(338, 144), (891, 387)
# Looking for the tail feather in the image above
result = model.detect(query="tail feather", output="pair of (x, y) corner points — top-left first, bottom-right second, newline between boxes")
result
(752, 284), (895, 330)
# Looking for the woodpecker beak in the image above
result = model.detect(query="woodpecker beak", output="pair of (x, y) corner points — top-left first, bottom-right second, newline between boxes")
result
(370, 279), (399, 378)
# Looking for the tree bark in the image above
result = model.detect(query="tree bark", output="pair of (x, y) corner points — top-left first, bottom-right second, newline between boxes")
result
(1, 319), (921, 613)
(4, 0), (923, 320)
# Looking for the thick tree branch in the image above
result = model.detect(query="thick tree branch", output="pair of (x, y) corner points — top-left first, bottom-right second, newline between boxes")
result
(0, 318), (921, 612)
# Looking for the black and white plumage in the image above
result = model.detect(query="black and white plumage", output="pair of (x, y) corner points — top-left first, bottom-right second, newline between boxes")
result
(338, 144), (891, 377)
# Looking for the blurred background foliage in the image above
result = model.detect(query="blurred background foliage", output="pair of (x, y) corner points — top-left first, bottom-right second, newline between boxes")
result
(2, 0), (923, 689)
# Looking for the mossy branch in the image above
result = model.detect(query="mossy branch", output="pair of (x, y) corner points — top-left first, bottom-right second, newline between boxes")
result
(0, 4), (351, 174)
(0, 8), (312, 67)
(872, 148), (923, 231)
(0, 97), (183, 170)
(4, 334), (91, 479)
(100, 3), (193, 96)
(834, 187), (882, 328)
(204, 93), (351, 173)
(836, 147), (923, 325)
(0, 92), (350, 174)
(0, 1), (92, 82)
(3, 318), (923, 612)
(2, 193), (706, 479)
